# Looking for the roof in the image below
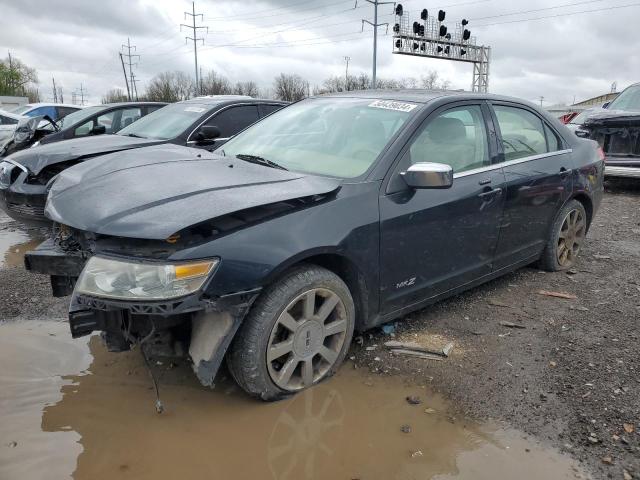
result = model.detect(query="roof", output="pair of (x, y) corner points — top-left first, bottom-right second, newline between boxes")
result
(319, 89), (538, 106)
(97, 101), (168, 108)
(181, 96), (285, 105)
(22, 102), (81, 109)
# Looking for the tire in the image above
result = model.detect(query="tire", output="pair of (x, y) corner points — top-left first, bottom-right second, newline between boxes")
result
(539, 199), (588, 272)
(227, 265), (355, 401)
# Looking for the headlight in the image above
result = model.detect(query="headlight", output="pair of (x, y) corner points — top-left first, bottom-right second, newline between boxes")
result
(0, 161), (15, 187)
(75, 256), (218, 300)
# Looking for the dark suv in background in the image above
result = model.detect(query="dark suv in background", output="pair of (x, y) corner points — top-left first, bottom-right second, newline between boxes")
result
(0, 96), (287, 223)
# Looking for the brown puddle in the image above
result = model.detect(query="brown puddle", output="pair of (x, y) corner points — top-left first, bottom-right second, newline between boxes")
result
(0, 218), (43, 268)
(0, 321), (589, 480)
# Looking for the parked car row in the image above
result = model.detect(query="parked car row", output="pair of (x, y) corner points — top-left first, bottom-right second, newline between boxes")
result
(14, 90), (604, 401)
(0, 96), (285, 222)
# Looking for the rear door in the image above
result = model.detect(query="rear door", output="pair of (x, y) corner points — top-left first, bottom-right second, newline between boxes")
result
(488, 102), (573, 269)
(379, 101), (506, 314)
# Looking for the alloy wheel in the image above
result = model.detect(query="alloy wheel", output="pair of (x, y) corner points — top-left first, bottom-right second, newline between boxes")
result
(557, 208), (586, 267)
(266, 288), (348, 391)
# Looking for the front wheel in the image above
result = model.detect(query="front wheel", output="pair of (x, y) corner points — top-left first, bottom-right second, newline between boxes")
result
(227, 265), (355, 401)
(539, 199), (587, 271)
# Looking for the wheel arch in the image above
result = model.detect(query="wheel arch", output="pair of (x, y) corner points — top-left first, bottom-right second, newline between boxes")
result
(570, 192), (594, 230)
(263, 249), (371, 332)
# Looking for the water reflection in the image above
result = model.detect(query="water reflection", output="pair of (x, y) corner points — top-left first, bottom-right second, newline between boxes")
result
(0, 321), (588, 480)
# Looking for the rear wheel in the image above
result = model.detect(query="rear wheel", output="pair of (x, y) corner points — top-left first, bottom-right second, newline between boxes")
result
(227, 265), (355, 401)
(539, 199), (587, 271)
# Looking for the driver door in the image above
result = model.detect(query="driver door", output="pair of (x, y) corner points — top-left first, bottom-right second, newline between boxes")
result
(379, 102), (506, 314)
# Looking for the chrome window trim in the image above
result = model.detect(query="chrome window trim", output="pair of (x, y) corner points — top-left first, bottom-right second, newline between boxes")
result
(186, 137), (230, 146)
(452, 149), (573, 179)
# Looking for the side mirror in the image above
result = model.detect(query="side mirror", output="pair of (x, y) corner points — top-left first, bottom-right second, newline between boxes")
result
(91, 124), (107, 135)
(401, 162), (453, 189)
(196, 125), (221, 142)
(602, 102), (610, 109)
(574, 129), (590, 138)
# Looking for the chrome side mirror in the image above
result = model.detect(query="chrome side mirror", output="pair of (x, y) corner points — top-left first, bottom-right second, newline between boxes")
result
(401, 162), (453, 189)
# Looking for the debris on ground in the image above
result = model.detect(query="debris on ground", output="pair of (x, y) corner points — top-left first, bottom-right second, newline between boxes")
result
(6, 441), (17, 448)
(488, 298), (512, 308)
(411, 450), (424, 458)
(424, 408), (436, 414)
(381, 322), (397, 335)
(623, 423), (635, 434)
(601, 456), (613, 465)
(385, 340), (454, 358)
(406, 395), (422, 405)
(390, 349), (444, 361)
(537, 290), (578, 299)
(400, 424), (412, 433)
(499, 321), (526, 329)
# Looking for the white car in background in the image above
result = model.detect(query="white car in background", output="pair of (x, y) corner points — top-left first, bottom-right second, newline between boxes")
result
(5, 103), (82, 122)
(0, 109), (24, 147)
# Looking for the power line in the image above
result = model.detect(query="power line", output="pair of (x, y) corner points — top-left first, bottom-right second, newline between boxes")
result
(181, 1), (208, 95)
(469, 0), (606, 21)
(119, 52), (132, 101)
(473, 1), (640, 27)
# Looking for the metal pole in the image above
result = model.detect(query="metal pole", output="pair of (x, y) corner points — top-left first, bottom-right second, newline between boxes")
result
(372, 1), (377, 89)
(127, 38), (135, 98)
(344, 56), (350, 90)
(192, 2), (199, 95)
(119, 53), (132, 101)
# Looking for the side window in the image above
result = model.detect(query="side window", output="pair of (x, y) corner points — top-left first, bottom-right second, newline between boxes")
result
(118, 108), (142, 131)
(407, 105), (489, 174)
(544, 123), (562, 152)
(27, 106), (56, 118)
(494, 105), (548, 161)
(206, 105), (260, 138)
(57, 107), (79, 119)
(75, 111), (117, 136)
(0, 115), (18, 125)
(259, 104), (284, 117)
(74, 120), (93, 136)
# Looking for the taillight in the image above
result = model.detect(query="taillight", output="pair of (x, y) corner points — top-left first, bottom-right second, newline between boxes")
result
(596, 146), (605, 161)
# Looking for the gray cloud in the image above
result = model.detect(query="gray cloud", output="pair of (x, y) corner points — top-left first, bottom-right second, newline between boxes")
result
(1, 0), (638, 105)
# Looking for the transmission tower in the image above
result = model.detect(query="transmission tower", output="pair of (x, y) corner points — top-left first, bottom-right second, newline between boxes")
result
(121, 38), (140, 101)
(359, 0), (394, 89)
(181, 2), (208, 95)
(73, 84), (87, 106)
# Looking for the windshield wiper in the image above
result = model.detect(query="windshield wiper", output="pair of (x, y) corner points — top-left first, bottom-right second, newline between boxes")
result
(124, 133), (145, 138)
(235, 154), (288, 171)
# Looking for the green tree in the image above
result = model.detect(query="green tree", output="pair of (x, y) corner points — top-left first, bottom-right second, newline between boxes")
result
(0, 54), (38, 97)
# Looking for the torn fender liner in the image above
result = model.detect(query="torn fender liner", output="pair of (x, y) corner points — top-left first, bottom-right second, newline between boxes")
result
(189, 311), (239, 387)
(46, 145), (343, 240)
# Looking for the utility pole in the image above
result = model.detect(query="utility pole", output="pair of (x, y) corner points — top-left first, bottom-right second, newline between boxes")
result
(539, 96), (544, 107)
(119, 52), (132, 101)
(343, 56), (351, 90)
(360, 0), (393, 89)
(74, 84), (87, 106)
(52, 77), (58, 103)
(181, 2), (208, 95)
(121, 38), (140, 100)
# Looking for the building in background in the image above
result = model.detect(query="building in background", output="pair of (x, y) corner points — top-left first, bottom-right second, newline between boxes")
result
(0, 96), (29, 110)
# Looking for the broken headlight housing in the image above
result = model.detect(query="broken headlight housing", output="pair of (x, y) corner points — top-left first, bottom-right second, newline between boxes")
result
(75, 256), (219, 300)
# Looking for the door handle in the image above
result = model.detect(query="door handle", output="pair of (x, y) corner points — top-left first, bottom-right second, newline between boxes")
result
(478, 178), (492, 186)
(478, 187), (502, 199)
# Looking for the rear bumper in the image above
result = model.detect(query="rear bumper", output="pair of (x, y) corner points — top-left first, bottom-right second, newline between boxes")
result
(604, 165), (640, 178)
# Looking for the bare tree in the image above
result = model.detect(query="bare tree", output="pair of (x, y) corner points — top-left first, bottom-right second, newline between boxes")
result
(421, 70), (450, 90)
(200, 70), (232, 95)
(145, 71), (194, 102)
(273, 73), (308, 102)
(233, 80), (259, 97)
(101, 88), (129, 104)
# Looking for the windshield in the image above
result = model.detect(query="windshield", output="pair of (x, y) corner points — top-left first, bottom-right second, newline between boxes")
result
(8, 105), (30, 114)
(607, 84), (640, 112)
(219, 97), (417, 178)
(58, 105), (104, 128)
(117, 103), (204, 140)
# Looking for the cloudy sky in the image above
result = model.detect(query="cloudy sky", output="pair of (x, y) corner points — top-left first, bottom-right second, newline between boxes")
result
(1, 0), (639, 106)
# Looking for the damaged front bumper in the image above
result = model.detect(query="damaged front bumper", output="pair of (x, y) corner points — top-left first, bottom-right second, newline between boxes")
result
(25, 239), (261, 387)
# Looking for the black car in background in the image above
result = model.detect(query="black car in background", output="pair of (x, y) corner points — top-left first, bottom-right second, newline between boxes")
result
(0, 96), (287, 223)
(26, 90), (604, 401)
(577, 82), (640, 179)
(0, 102), (166, 157)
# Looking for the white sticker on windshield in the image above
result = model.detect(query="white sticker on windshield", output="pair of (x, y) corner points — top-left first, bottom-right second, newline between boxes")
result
(184, 107), (205, 113)
(368, 100), (417, 112)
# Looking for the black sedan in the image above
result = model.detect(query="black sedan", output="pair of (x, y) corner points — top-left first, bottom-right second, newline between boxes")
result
(26, 90), (604, 401)
(0, 96), (286, 223)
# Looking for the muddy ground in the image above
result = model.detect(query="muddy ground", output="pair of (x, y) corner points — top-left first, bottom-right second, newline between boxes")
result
(0, 182), (638, 480)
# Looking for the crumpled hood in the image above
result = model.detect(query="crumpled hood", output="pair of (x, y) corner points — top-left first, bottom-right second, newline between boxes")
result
(5, 134), (162, 175)
(46, 144), (342, 240)
(583, 109), (640, 126)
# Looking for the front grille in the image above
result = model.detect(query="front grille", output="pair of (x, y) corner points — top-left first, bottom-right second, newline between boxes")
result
(7, 202), (45, 218)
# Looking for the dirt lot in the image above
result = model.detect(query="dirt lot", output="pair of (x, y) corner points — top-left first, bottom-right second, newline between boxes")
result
(0, 183), (638, 480)
(353, 182), (640, 480)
